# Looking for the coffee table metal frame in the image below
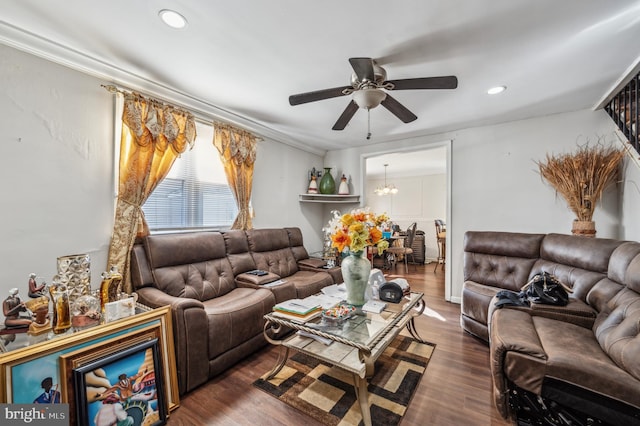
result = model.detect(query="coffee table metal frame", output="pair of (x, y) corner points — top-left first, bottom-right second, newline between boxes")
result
(263, 292), (426, 426)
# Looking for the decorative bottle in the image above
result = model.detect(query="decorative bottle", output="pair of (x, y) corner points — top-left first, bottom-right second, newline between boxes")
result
(319, 167), (336, 194)
(49, 276), (71, 334)
(338, 174), (350, 195)
(100, 266), (123, 313)
(307, 174), (318, 193)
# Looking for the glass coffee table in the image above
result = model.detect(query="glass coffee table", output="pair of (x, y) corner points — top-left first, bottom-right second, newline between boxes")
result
(263, 292), (426, 426)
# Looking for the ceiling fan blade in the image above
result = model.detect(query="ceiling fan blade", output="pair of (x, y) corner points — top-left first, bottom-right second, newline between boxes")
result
(289, 86), (351, 106)
(381, 95), (418, 123)
(332, 101), (359, 130)
(349, 57), (375, 82)
(386, 76), (458, 90)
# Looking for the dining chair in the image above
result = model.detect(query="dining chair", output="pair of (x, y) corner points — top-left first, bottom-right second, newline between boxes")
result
(386, 222), (417, 273)
(434, 219), (446, 271)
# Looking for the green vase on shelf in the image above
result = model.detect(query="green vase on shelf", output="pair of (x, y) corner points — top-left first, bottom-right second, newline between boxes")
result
(319, 167), (336, 194)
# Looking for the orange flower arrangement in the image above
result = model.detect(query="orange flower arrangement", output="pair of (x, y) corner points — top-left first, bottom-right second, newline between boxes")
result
(328, 208), (390, 255)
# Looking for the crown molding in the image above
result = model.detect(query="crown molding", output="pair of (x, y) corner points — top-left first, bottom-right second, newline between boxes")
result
(0, 20), (326, 157)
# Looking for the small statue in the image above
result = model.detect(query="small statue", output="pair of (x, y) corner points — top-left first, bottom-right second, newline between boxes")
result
(28, 273), (46, 298)
(24, 296), (51, 336)
(100, 266), (123, 313)
(49, 277), (71, 335)
(307, 174), (318, 194)
(338, 174), (350, 195)
(3, 288), (32, 329)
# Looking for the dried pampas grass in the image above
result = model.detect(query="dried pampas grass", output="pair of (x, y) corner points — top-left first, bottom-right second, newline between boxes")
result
(536, 137), (624, 222)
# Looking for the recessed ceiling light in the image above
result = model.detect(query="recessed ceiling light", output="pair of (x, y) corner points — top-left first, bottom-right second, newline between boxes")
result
(159, 9), (187, 29)
(487, 86), (507, 95)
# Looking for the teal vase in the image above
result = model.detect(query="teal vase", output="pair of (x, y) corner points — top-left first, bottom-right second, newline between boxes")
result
(341, 251), (371, 307)
(319, 167), (336, 194)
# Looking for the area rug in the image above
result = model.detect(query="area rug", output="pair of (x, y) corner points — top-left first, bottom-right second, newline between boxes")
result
(253, 336), (435, 426)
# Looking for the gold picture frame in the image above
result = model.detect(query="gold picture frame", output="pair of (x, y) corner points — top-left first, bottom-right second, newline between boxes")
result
(0, 305), (179, 413)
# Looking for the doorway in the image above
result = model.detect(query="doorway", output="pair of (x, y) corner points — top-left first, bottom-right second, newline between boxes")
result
(360, 141), (452, 301)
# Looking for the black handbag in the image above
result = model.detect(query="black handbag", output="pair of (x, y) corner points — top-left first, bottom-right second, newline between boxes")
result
(521, 272), (572, 306)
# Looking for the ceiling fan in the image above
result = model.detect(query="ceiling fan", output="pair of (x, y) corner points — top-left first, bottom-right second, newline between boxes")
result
(289, 57), (458, 131)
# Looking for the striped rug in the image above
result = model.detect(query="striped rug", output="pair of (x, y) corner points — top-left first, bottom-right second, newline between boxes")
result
(254, 336), (435, 426)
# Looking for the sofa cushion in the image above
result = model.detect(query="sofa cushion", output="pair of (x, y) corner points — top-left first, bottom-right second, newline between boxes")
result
(146, 232), (227, 267)
(202, 287), (275, 359)
(607, 242), (640, 286)
(540, 233), (623, 274)
(593, 288), (640, 381)
(285, 227), (310, 262)
(488, 295), (597, 332)
(286, 271), (333, 299)
(145, 233), (236, 300)
(529, 259), (606, 301)
(462, 281), (502, 331)
(463, 231), (541, 292)
(534, 315), (640, 409)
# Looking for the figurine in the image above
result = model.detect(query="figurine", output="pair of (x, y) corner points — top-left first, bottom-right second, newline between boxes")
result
(338, 174), (350, 195)
(49, 277), (71, 335)
(28, 273), (46, 298)
(3, 288), (32, 328)
(307, 174), (318, 194)
(100, 266), (123, 313)
(24, 296), (51, 336)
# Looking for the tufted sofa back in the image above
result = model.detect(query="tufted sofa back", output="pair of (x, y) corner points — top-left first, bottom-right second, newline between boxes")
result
(593, 249), (640, 381)
(222, 229), (257, 276)
(285, 227), (310, 262)
(246, 228), (299, 277)
(531, 234), (623, 305)
(463, 231), (544, 292)
(144, 232), (236, 301)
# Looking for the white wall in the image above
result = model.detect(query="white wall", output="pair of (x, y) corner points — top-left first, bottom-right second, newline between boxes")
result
(0, 44), (326, 321)
(326, 109), (624, 303)
(252, 138), (326, 250)
(1, 43), (115, 298)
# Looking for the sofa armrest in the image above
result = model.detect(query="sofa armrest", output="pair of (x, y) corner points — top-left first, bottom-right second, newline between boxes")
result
(490, 308), (547, 419)
(135, 287), (208, 395)
(297, 259), (343, 284)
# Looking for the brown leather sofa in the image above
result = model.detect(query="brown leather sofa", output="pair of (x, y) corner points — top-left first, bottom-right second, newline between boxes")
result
(462, 231), (640, 425)
(129, 227), (336, 394)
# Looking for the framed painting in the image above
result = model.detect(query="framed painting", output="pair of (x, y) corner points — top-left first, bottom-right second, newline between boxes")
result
(60, 325), (162, 425)
(72, 338), (167, 426)
(0, 305), (179, 412)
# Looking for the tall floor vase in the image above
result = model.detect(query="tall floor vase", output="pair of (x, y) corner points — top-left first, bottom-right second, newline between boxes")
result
(341, 251), (371, 307)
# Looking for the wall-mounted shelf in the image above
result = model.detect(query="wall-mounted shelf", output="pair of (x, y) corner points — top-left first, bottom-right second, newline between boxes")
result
(299, 194), (360, 204)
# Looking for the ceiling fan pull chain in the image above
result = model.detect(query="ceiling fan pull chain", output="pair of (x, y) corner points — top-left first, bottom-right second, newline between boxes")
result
(367, 108), (372, 140)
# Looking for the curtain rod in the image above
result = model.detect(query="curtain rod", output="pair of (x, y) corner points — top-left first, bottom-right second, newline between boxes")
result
(101, 83), (236, 128)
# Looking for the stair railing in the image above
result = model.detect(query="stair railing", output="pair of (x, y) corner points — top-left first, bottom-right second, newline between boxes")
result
(604, 70), (639, 154)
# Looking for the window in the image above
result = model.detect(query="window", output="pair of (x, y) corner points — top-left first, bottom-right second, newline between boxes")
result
(142, 121), (238, 231)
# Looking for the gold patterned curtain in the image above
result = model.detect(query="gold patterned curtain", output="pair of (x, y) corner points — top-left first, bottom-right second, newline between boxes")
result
(213, 122), (259, 230)
(107, 92), (196, 292)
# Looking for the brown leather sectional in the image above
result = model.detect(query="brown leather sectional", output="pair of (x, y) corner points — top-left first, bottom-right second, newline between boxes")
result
(129, 227), (338, 394)
(462, 231), (640, 425)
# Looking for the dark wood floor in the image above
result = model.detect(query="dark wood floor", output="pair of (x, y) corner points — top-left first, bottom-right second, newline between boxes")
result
(166, 264), (513, 425)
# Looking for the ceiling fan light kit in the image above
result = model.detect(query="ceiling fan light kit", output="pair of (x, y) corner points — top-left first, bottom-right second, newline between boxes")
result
(289, 57), (458, 134)
(353, 88), (387, 109)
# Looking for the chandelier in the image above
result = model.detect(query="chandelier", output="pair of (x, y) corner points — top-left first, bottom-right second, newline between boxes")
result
(375, 164), (398, 196)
